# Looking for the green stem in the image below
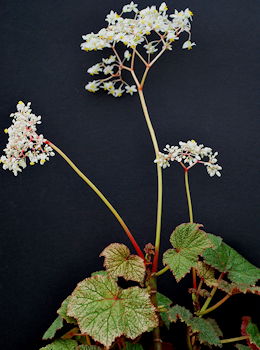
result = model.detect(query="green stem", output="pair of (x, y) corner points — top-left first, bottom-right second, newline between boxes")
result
(137, 88), (163, 273)
(197, 294), (231, 316)
(199, 286), (218, 314)
(155, 265), (170, 277)
(149, 276), (162, 350)
(184, 170), (197, 293)
(220, 335), (248, 344)
(184, 170), (194, 223)
(186, 328), (193, 350)
(47, 141), (144, 259)
(199, 272), (225, 314)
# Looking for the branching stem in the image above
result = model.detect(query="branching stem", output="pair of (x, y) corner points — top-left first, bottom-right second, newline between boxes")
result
(199, 272), (225, 314)
(197, 293), (231, 316)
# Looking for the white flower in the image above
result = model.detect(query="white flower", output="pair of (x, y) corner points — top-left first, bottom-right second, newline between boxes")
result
(87, 63), (103, 75)
(102, 55), (117, 64)
(159, 2), (168, 13)
(124, 50), (131, 61)
(166, 31), (179, 42)
(0, 101), (54, 176)
(103, 65), (114, 75)
(125, 85), (137, 95)
(154, 152), (170, 169)
(206, 163), (222, 177)
(105, 11), (120, 25)
(103, 81), (115, 91)
(182, 40), (196, 50)
(113, 87), (124, 97)
(85, 80), (100, 92)
(184, 8), (193, 19)
(122, 2), (138, 13)
(156, 140), (222, 177)
(144, 42), (158, 54)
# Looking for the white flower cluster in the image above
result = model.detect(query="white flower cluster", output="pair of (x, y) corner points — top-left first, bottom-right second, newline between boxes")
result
(155, 140), (222, 177)
(82, 2), (195, 97)
(0, 101), (54, 176)
(85, 53), (137, 97)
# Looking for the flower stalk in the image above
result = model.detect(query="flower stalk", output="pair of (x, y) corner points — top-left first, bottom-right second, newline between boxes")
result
(137, 89), (163, 273)
(184, 169), (194, 223)
(47, 141), (144, 260)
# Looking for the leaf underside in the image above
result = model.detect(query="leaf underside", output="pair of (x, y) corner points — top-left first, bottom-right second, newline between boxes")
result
(203, 242), (260, 285)
(42, 315), (63, 340)
(39, 339), (78, 350)
(196, 261), (217, 286)
(168, 305), (222, 347)
(67, 275), (158, 348)
(100, 243), (146, 283)
(163, 223), (214, 281)
(196, 262), (260, 296)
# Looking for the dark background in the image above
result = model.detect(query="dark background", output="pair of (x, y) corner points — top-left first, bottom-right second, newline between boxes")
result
(0, 0), (259, 349)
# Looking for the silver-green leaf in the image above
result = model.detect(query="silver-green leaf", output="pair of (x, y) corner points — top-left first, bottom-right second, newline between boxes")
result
(100, 243), (146, 283)
(67, 275), (158, 348)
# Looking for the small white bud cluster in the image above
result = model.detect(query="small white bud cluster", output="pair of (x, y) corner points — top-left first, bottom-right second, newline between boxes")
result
(1, 101), (54, 176)
(155, 140), (222, 177)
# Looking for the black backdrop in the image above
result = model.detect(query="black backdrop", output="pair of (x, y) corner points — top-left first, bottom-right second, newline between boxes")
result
(0, 0), (259, 349)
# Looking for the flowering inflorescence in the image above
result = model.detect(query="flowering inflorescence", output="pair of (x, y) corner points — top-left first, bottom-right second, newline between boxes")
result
(82, 2), (195, 97)
(0, 101), (54, 176)
(155, 140), (222, 177)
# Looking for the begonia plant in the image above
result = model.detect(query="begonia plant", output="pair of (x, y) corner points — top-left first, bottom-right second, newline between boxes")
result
(1, 2), (259, 350)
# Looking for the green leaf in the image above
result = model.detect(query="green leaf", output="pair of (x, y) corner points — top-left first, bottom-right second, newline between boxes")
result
(246, 319), (260, 347)
(42, 316), (63, 340)
(156, 292), (172, 329)
(168, 305), (222, 347)
(125, 343), (144, 349)
(163, 223), (214, 281)
(168, 305), (193, 324)
(57, 296), (77, 324)
(39, 339), (77, 350)
(207, 233), (222, 249)
(100, 243), (146, 283)
(67, 275), (158, 348)
(191, 318), (222, 346)
(91, 270), (107, 277)
(206, 318), (223, 337)
(203, 242), (260, 285)
(78, 346), (102, 350)
(235, 345), (250, 350)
